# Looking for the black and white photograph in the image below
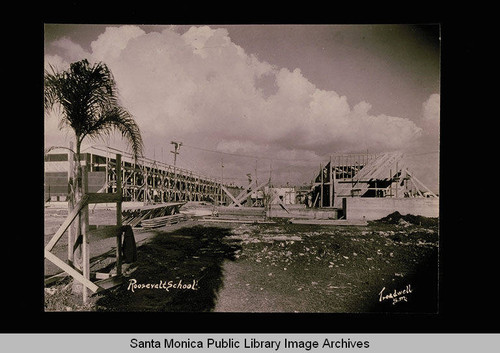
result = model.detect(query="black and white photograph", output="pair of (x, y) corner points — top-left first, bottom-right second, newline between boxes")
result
(43, 24), (440, 314)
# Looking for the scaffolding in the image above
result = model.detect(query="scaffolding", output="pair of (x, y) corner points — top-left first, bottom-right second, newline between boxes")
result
(311, 151), (438, 208)
(44, 145), (236, 205)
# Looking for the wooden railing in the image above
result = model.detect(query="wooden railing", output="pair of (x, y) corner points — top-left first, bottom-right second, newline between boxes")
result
(44, 154), (124, 304)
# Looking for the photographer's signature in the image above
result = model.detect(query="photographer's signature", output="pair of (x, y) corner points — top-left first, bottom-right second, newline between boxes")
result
(379, 284), (413, 305)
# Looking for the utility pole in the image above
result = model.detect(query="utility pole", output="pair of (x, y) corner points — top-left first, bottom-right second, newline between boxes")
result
(220, 158), (224, 205)
(170, 141), (182, 166)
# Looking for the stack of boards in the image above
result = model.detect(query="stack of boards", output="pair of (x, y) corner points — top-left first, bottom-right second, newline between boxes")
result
(122, 202), (187, 230)
(140, 213), (188, 229)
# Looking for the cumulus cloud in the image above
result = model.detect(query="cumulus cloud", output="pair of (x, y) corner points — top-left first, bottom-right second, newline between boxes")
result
(91, 26), (145, 62)
(50, 37), (90, 63)
(405, 92), (439, 155)
(44, 25), (429, 184)
(421, 93), (440, 136)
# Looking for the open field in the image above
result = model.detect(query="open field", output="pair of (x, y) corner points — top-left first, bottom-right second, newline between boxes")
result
(44, 203), (438, 312)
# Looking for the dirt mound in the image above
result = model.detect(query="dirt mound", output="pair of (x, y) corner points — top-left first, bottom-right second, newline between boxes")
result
(378, 211), (438, 227)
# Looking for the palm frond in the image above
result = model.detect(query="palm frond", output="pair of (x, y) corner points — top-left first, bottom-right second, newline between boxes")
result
(83, 106), (144, 160)
(44, 59), (144, 160)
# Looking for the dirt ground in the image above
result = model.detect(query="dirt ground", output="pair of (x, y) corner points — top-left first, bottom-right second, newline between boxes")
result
(44, 204), (438, 313)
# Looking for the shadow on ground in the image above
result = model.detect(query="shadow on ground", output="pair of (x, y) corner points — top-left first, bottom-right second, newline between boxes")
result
(95, 225), (241, 312)
(365, 249), (438, 313)
(363, 213), (439, 313)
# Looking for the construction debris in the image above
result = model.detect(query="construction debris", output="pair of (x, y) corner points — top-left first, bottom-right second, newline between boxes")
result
(122, 202), (186, 228)
(140, 214), (189, 229)
(288, 218), (368, 226)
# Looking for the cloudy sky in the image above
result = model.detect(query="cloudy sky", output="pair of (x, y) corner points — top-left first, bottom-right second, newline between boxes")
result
(44, 24), (440, 192)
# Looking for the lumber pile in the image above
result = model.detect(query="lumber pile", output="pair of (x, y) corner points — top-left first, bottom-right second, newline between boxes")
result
(200, 216), (274, 224)
(122, 202), (186, 229)
(288, 218), (368, 226)
(140, 214), (188, 229)
(199, 205), (272, 224)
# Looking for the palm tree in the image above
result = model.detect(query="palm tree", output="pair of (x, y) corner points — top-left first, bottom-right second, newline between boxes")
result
(44, 59), (144, 271)
(44, 59), (143, 195)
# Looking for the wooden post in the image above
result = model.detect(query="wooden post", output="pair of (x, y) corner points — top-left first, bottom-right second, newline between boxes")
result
(406, 169), (437, 197)
(160, 172), (165, 202)
(350, 155), (354, 187)
(45, 251), (99, 293)
(320, 163), (323, 208)
(152, 165), (156, 202)
(116, 154), (122, 276)
(390, 168), (393, 197)
(133, 160), (136, 201)
(220, 159), (224, 206)
(144, 166), (149, 205)
(395, 162), (399, 198)
(68, 141), (75, 265)
(45, 195), (89, 253)
(329, 156), (333, 207)
(105, 147), (109, 192)
(332, 157), (336, 206)
(81, 154), (90, 304)
(173, 165), (176, 202)
(342, 156), (345, 180)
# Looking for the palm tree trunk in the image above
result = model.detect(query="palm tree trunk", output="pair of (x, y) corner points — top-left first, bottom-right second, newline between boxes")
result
(73, 137), (83, 271)
(69, 136), (86, 296)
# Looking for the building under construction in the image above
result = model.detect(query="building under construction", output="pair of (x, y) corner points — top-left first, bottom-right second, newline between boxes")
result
(44, 145), (239, 205)
(307, 151), (438, 220)
(310, 151), (437, 207)
(44, 146), (439, 306)
(45, 146), (438, 220)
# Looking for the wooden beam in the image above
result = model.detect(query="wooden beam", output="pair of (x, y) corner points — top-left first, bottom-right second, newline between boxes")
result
(406, 170), (424, 197)
(221, 185), (241, 206)
(278, 201), (290, 213)
(320, 163), (323, 208)
(405, 169), (437, 197)
(329, 157), (333, 207)
(313, 192), (319, 207)
(68, 141), (75, 264)
(395, 161), (399, 198)
(87, 192), (122, 204)
(201, 217), (275, 224)
(45, 194), (89, 253)
(332, 158), (336, 205)
(115, 154), (122, 276)
(44, 250), (100, 293)
(82, 159), (90, 303)
(44, 272), (68, 286)
(95, 274), (124, 291)
(231, 180), (255, 204)
(229, 180), (269, 207)
(289, 218), (367, 226)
